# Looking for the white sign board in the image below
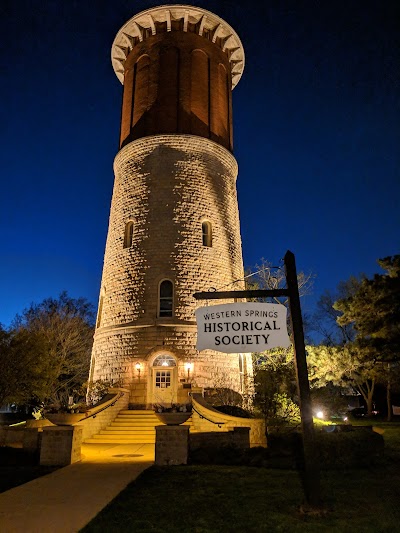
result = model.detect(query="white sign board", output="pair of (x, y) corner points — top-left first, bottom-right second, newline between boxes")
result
(195, 302), (291, 353)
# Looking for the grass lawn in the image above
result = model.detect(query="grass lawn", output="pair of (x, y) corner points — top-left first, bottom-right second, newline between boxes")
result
(81, 423), (400, 533)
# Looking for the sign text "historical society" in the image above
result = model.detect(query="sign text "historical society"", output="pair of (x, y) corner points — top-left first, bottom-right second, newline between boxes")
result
(195, 303), (291, 353)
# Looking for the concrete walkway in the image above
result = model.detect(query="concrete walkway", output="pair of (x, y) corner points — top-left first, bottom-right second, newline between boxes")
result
(0, 442), (155, 533)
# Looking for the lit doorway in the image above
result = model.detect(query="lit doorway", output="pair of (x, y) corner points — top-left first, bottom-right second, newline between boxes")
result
(150, 354), (177, 406)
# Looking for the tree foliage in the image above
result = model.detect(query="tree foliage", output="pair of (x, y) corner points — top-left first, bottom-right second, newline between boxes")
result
(246, 258), (314, 305)
(253, 348), (299, 422)
(1, 292), (95, 409)
(334, 255), (400, 362)
(0, 326), (52, 407)
(248, 259), (314, 421)
(311, 277), (361, 345)
(246, 258), (314, 339)
(306, 256), (400, 418)
(306, 344), (382, 415)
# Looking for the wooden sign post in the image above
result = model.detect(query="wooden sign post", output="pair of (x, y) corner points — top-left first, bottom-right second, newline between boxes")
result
(194, 250), (321, 507)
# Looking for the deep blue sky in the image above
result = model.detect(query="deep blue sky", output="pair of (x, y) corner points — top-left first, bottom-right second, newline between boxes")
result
(1, 0), (399, 327)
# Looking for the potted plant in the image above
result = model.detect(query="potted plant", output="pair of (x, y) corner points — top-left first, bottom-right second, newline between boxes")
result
(44, 403), (87, 426)
(43, 394), (89, 426)
(42, 380), (114, 426)
(154, 403), (193, 425)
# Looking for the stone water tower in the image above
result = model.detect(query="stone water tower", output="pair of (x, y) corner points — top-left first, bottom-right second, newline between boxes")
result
(89, 4), (252, 408)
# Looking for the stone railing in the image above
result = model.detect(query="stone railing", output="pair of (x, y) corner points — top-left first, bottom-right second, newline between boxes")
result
(0, 388), (130, 449)
(191, 393), (267, 447)
(77, 388), (130, 440)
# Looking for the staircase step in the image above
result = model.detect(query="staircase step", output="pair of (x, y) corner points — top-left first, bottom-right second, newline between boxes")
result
(92, 433), (154, 440)
(100, 427), (156, 435)
(84, 408), (192, 445)
(85, 437), (155, 444)
(114, 415), (158, 418)
(109, 424), (157, 429)
(117, 412), (158, 416)
(118, 411), (157, 417)
(112, 423), (157, 427)
(113, 418), (158, 422)
(112, 417), (158, 421)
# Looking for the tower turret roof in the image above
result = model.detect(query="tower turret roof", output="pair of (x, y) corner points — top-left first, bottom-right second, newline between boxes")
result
(111, 4), (245, 88)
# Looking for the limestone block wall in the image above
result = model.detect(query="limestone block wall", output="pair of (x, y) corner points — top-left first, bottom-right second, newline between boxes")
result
(0, 427), (24, 447)
(191, 394), (267, 447)
(96, 134), (243, 329)
(40, 426), (83, 466)
(0, 390), (129, 445)
(79, 388), (129, 441)
(155, 425), (189, 466)
(91, 326), (250, 407)
(89, 135), (251, 404)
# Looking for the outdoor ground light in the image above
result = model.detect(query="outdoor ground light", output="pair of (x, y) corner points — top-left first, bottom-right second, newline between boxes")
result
(316, 410), (324, 419)
(185, 362), (193, 380)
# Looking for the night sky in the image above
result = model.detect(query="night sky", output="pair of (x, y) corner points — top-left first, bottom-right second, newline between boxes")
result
(1, 0), (398, 329)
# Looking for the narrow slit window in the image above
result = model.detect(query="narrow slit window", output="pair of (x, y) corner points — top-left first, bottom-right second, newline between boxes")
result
(159, 280), (173, 317)
(202, 221), (212, 247)
(239, 353), (244, 392)
(96, 296), (104, 328)
(124, 221), (134, 248)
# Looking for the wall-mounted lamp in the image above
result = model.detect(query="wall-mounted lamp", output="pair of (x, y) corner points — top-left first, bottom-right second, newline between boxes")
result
(135, 362), (141, 382)
(184, 362), (193, 380)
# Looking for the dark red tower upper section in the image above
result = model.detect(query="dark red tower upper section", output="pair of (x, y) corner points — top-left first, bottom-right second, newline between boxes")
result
(111, 5), (245, 152)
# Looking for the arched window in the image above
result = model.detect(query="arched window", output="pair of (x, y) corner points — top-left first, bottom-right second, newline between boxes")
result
(202, 221), (212, 247)
(153, 354), (176, 367)
(96, 287), (106, 328)
(159, 280), (173, 317)
(153, 354), (176, 391)
(132, 54), (150, 129)
(123, 221), (134, 248)
(96, 297), (103, 328)
(191, 49), (210, 138)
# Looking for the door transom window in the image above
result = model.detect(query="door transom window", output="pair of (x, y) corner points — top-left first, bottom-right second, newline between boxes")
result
(153, 354), (176, 367)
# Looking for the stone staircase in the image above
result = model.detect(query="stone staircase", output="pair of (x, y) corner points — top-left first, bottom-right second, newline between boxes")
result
(84, 410), (192, 444)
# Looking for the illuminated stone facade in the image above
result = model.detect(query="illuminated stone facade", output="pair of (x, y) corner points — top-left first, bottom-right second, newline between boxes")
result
(89, 5), (252, 408)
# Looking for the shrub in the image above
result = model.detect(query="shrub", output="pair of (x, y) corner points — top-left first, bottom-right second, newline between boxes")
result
(241, 446), (270, 467)
(266, 427), (384, 469)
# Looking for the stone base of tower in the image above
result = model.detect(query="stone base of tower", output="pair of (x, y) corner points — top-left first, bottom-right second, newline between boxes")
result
(89, 133), (252, 407)
(89, 325), (253, 409)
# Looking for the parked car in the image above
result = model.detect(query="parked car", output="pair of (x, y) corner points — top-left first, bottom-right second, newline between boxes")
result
(348, 406), (379, 418)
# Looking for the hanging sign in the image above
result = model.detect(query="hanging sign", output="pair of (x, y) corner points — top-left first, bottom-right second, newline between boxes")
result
(195, 302), (291, 353)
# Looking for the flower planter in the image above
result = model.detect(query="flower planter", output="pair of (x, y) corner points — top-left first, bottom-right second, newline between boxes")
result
(25, 419), (55, 428)
(154, 412), (191, 425)
(45, 413), (85, 426)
